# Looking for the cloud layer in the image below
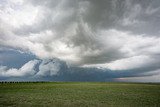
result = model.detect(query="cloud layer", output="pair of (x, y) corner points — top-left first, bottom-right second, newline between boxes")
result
(1, 58), (160, 82)
(0, 0), (160, 82)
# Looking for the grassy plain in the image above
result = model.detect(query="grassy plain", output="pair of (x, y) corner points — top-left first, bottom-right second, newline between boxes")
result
(0, 82), (160, 107)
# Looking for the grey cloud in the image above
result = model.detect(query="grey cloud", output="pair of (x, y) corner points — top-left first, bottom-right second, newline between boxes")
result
(115, 0), (160, 36)
(1, 0), (160, 82)
(0, 48), (36, 68)
(36, 59), (67, 76)
(7, 0), (160, 36)
(0, 58), (160, 82)
(0, 59), (39, 77)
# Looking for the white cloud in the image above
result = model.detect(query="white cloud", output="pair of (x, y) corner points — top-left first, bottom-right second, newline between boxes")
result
(0, 0), (160, 82)
(0, 60), (39, 77)
(107, 55), (154, 70)
(36, 59), (61, 76)
(0, 0), (40, 28)
(82, 29), (160, 70)
(116, 69), (160, 82)
(82, 55), (159, 71)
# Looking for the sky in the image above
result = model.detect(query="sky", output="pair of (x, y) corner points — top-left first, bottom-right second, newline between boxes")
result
(0, 0), (160, 82)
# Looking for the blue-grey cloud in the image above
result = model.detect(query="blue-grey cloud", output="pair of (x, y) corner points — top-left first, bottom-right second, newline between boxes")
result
(0, 0), (160, 82)
(0, 58), (160, 82)
(0, 48), (36, 68)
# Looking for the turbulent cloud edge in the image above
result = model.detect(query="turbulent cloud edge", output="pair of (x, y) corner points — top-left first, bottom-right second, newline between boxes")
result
(0, 0), (160, 81)
(0, 59), (160, 82)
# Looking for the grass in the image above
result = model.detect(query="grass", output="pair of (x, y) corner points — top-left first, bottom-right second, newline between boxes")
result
(0, 82), (160, 107)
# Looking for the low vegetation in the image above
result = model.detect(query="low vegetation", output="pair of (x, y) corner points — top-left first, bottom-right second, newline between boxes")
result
(0, 82), (160, 107)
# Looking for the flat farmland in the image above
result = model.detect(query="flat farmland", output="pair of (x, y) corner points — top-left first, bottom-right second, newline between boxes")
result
(0, 82), (160, 107)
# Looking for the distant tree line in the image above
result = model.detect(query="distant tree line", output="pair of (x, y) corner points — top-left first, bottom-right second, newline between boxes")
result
(0, 81), (50, 84)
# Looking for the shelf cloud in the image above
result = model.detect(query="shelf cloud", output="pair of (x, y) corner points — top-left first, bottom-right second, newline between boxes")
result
(0, 0), (160, 82)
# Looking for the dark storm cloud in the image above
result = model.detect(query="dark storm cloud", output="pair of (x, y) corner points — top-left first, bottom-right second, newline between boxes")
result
(114, 0), (160, 36)
(0, 58), (159, 82)
(0, 0), (160, 82)
(0, 48), (36, 68)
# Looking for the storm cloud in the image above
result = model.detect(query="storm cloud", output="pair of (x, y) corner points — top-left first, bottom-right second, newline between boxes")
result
(0, 0), (160, 82)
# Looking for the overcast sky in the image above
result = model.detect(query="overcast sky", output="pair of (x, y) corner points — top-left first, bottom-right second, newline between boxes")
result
(0, 0), (160, 82)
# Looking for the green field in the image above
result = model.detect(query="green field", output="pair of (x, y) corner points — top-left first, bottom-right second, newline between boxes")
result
(0, 82), (160, 107)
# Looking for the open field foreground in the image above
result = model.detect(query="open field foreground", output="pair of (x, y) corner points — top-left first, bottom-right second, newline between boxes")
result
(0, 82), (160, 107)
